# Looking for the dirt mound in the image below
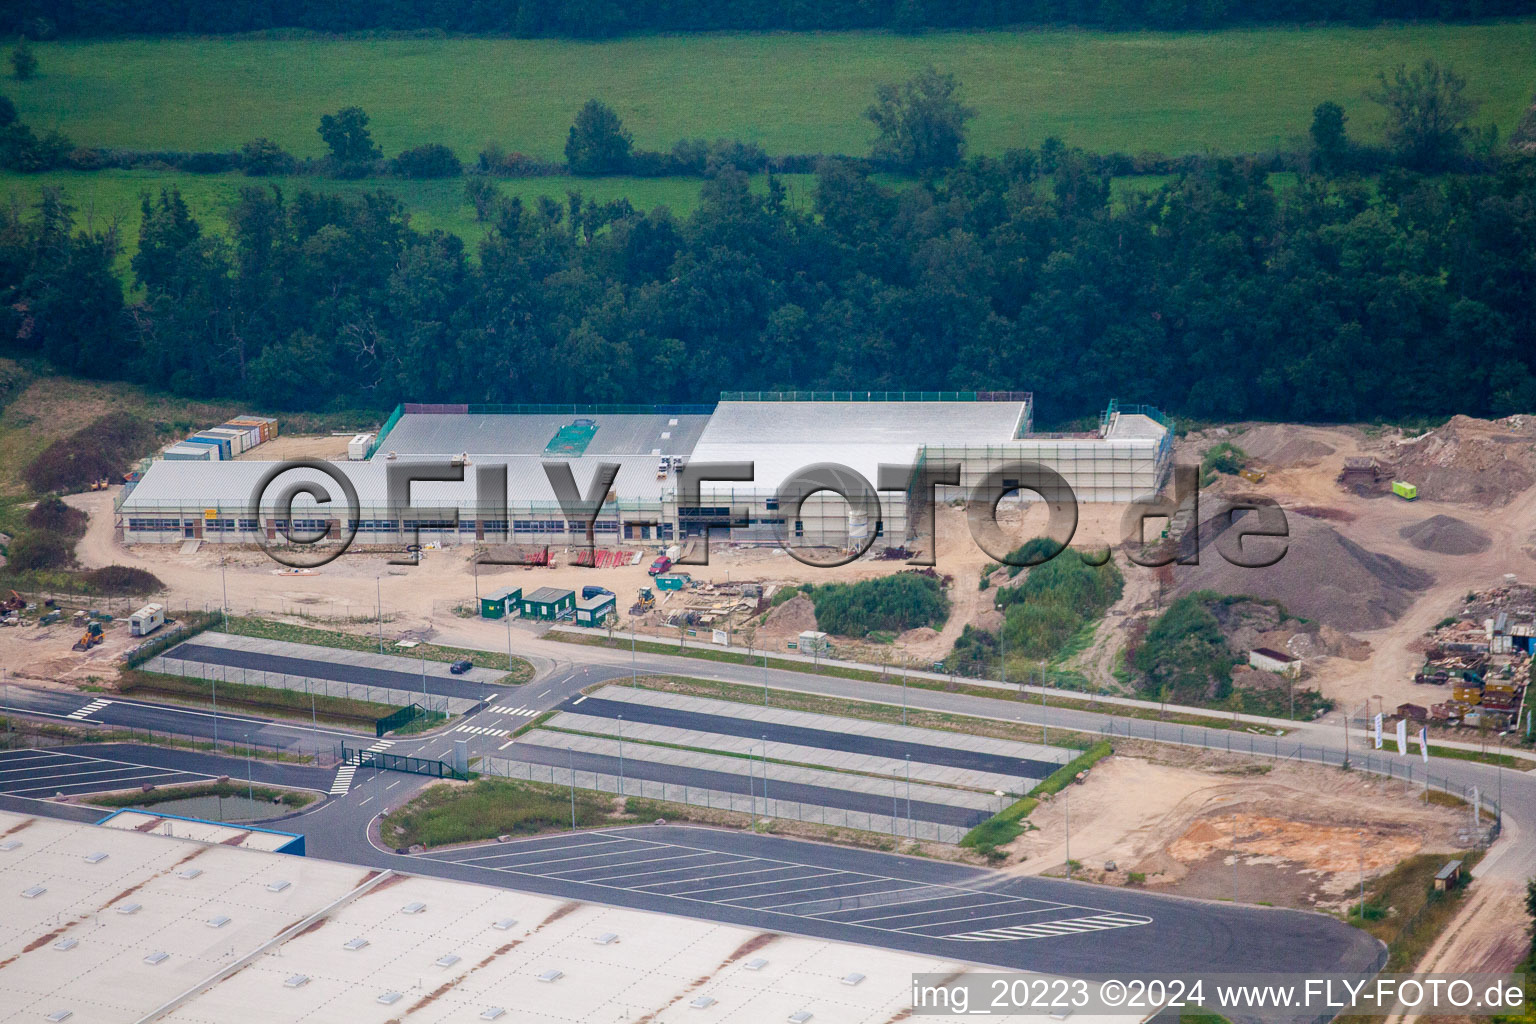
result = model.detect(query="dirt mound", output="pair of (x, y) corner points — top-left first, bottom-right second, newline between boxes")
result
(1173, 506), (1434, 632)
(896, 626), (940, 645)
(758, 593), (817, 638)
(1398, 514), (1492, 556)
(1383, 415), (1536, 507)
(1236, 425), (1336, 467)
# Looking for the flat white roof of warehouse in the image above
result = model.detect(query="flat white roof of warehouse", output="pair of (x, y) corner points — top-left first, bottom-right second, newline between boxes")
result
(120, 456), (683, 510)
(0, 811), (1089, 1024)
(375, 411), (711, 458)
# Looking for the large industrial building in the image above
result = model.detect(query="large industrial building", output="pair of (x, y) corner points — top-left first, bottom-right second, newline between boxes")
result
(117, 393), (1172, 550)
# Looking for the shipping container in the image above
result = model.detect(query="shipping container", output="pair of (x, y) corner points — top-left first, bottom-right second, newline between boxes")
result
(228, 415), (278, 443)
(480, 586), (521, 619)
(220, 422), (261, 450)
(1392, 480), (1418, 500)
(184, 436), (231, 460)
(348, 433), (375, 460)
(204, 427), (246, 456)
(574, 592), (616, 627)
(163, 443), (213, 461)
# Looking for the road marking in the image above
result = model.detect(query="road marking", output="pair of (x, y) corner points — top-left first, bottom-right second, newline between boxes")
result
(498, 740), (515, 750)
(329, 765), (358, 795)
(358, 796), (374, 806)
(387, 779), (401, 790)
(66, 698), (112, 720)
(487, 706), (538, 717)
(454, 725), (511, 737)
(940, 913), (1152, 943)
(538, 690), (550, 698)
(365, 740), (395, 753)
(573, 695), (588, 705)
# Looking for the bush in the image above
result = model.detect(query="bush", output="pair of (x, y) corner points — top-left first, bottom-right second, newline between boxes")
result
(5, 529), (74, 571)
(80, 565), (165, 595)
(1132, 593), (1238, 702)
(24, 494), (87, 537)
(806, 571), (948, 637)
(22, 412), (156, 493)
(1201, 442), (1248, 481)
(392, 142), (462, 178)
(240, 137), (297, 176)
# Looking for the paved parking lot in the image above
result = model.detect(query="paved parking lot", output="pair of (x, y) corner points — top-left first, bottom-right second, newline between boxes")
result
(420, 829), (1151, 944)
(0, 748), (211, 798)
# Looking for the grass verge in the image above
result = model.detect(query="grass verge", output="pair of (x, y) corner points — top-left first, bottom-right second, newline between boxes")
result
(1342, 851), (1486, 974)
(0, 719), (314, 762)
(82, 780), (316, 810)
(220, 616), (535, 684)
(959, 741), (1114, 861)
(378, 778), (610, 849)
(116, 667), (398, 726)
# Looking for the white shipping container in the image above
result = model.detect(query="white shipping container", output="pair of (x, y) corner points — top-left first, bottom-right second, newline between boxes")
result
(204, 427), (246, 456)
(163, 443), (212, 462)
(222, 423), (260, 450)
(348, 433), (375, 460)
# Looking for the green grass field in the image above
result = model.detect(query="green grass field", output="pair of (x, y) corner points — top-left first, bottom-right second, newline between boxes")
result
(9, 24), (1534, 161)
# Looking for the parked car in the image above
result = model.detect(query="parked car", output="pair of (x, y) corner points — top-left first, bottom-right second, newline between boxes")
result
(449, 659), (473, 674)
(582, 585), (614, 600)
(648, 556), (672, 576)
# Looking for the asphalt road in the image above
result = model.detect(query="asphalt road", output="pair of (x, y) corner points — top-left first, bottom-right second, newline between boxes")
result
(565, 695), (1063, 779)
(161, 641), (491, 700)
(506, 741), (987, 827)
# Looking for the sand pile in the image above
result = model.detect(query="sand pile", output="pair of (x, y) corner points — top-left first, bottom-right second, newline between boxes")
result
(1385, 415), (1536, 507)
(1172, 506), (1434, 632)
(758, 593), (817, 639)
(1398, 514), (1493, 556)
(1234, 424), (1336, 467)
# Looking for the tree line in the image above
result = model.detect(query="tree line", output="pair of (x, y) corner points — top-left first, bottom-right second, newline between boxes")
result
(1, 76), (1533, 422)
(6, 0), (1536, 38)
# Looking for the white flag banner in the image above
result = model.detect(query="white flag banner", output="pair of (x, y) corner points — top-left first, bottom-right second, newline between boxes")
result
(1396, 718), (1408, 757)
(1373, 713), (1384, 749)
(1418, 726), (1430, 764)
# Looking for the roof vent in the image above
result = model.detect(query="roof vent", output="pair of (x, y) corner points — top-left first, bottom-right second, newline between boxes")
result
(53, 938), (79, 952)
(435, 954), (461, 968)
(21, 885), (46, 899)
(283, 975), (310, 989)
(343, 937), (369, 951)
(537, 969), (563, 983)
(841, 973), (865, 987)
(265, 880), (291, 893)
(0, 840), (20, 851)
(178, 868), (202, 880)
(377, 992), (403, 1006)
(206, 915), (231, 929)
(689, 996), (716, 1009)
(44, 1012), (73, 1023)
(593, 932), (619, 945)
(117, 902), (142, 915)
(84, 852), (109, 864)
(744, 958), (768, 971)
(788, 1012), (813, 1023)
(144, 952), (169, 966)
(479, 1010), (507, 1021)
(401, 901), (426, 914)
(491, 918), (517, 931)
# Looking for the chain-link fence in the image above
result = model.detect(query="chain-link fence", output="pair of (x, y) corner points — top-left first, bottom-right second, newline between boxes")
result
(1096, 717), (1503, 843)
(0, 718), (338, 766)
(140, 654), (466, 715)
(478, 755), (971, 844)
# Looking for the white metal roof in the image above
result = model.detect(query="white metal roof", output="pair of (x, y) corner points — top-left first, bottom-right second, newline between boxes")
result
(377, 412), (711, 458)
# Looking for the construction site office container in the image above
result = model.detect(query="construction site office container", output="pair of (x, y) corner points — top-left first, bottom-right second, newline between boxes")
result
(520, 587), (575, 621)
(129, 603), (165, 636)
(574, 593), (616, 626)
(163, 443), (213, 461)
(1392, 480), (1418, 500)
(184, 436), (230, 460)
(480, 586), (522, 619)
(348, 433), (375, 460)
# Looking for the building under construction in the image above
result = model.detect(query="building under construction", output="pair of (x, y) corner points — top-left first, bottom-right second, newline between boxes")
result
(117, 393), (1172, 551)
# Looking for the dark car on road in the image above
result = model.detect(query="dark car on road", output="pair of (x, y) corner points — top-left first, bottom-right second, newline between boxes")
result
(450, 659), (473, 674)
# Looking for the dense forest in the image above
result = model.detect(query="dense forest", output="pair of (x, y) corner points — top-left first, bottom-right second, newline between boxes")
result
(5, 144), (1534, 422)
(6, 0), (1536, 37)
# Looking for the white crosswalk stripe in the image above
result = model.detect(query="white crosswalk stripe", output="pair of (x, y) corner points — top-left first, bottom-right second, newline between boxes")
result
(454, 725), (510, 737)
(487, 706), (538, 716)
(329, 765), (359, 795)
(66, 698), (112, 721)
(941, 913), (1151, 943)
(364, 740), (395, 753)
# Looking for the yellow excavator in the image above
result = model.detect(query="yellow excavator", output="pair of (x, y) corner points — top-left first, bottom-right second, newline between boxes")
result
(631, 587), (655, 615)
(72, 620), (104, 652)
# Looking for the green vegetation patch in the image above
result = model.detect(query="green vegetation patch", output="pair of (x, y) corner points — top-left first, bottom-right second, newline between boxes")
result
(1346, 851), (1484, 971)
(960, 741), (1113, 860)
(23, 411), (154, 493)
(379, 777), (610, 849)
(116, 667), (399, 726)
(804, 571), (949, 638)
(83, 780), (315, 809)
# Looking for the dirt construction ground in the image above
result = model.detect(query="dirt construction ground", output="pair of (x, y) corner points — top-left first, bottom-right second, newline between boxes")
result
(1004, 746), (1482, 911)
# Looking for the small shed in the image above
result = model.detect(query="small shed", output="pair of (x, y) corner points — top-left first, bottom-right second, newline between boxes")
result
(480, 586), (521, 620)
(796, 630), (830, 654)
(1249, 647), (1301, 679)
(521, 587), (575, 621)
(574, 592), (617, 627)
(1433, 860), (1463, 891)
(129, 603), (165, 636)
